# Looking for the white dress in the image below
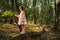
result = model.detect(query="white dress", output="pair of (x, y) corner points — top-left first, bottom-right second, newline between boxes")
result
(18, 12), (26, 25)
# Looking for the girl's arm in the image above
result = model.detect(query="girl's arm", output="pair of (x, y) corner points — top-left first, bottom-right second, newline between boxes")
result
(15, 15), (19, 18)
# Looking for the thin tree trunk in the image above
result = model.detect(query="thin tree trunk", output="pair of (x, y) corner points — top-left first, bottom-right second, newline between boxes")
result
(11, 0), (14, 12)
(54, 0), (60, 30)
(10, 0), (14, 23)
(6, 0), (9, 4)
(33, 0), (36, 24)
(15, 0), (20, 14)
(2, 0), (5, 11)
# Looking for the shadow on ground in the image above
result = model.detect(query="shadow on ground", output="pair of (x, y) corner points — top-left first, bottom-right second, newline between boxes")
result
(10, 32), (45, 40)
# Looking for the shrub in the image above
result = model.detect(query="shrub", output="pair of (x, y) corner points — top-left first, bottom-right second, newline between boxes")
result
(2, 11), (14, 17)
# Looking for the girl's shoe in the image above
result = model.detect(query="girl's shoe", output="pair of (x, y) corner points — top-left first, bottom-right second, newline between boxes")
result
(20, 31), (25, 34)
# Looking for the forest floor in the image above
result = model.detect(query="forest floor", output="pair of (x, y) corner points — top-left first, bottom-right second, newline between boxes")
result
(0, 23), (42, 37)
(0, 23), (60, 40)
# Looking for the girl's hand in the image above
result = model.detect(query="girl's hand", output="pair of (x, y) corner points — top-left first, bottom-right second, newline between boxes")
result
(15, 15), (19, 18)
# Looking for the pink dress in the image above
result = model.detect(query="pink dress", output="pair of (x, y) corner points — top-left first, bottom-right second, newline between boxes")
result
(18, 12), (26, 25)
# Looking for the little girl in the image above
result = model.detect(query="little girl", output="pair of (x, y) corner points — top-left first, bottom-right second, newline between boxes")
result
(15, 5), (26, 34)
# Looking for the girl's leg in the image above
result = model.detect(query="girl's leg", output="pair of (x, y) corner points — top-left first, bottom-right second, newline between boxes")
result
(18, 25), (22, 32)
(19, 25), (25, 34)
(22, 25), (25, 32)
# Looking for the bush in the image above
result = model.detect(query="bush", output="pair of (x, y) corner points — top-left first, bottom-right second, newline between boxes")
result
(2, 11), (14, 17)
(1, 11), (15, 23)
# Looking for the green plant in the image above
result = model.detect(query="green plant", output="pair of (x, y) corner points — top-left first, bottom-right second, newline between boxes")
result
(2, 11), (14, 17)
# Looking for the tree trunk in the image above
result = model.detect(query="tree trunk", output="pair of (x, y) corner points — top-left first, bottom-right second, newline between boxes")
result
(6, 0), (9, 4)
(33, 0), (36, 24)
(2, 0), (5, 11)
(54, 0), (60, 30)
(11, 0), (14, 12)
(10, 0), (14, 23)
(15, 0), (20, 14)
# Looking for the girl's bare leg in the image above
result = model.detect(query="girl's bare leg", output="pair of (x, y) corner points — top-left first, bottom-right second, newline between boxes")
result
(22, 25), (25, 32)
(20, 25), (25, 34)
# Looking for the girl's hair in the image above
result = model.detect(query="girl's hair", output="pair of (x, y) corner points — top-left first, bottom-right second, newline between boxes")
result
(19, 5), (24, 10)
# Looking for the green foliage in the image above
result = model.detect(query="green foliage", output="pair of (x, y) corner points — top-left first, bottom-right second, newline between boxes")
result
(38, 0), (55, 25)
(0, 0), (56, 25)
(2, 11), (14, 17)
(25, 7), (39, 21)
(25, 7), (35, 21)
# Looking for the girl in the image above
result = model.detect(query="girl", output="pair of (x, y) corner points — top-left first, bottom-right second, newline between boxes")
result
(15, 5), (26, 34)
